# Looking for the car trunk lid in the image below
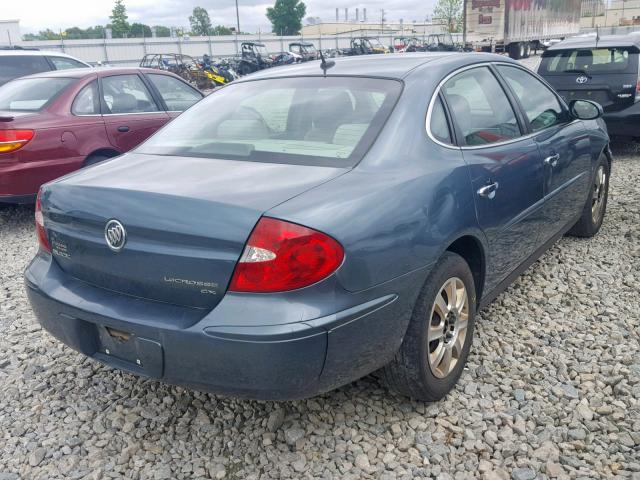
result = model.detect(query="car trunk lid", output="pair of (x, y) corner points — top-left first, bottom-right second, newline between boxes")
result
(41, 152), (347, 310)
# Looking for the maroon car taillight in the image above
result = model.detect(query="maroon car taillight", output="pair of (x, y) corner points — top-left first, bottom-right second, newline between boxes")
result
(35, 190), (51, 253)
(228, 217), (344, 293)
(0, 129), (34, 154)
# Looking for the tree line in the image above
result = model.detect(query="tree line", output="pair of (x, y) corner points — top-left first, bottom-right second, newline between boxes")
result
(23, 0), (235, 41)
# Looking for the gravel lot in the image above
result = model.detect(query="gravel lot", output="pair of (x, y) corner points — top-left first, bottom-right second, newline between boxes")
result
(1, 57), (639, 480)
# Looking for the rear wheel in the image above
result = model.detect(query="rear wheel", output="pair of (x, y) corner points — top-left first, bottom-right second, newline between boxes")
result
(567, 154), (610, 237)
(381, 252), (476, 401)
(523, 42), (531, 58)
(508, 42), (523, 60)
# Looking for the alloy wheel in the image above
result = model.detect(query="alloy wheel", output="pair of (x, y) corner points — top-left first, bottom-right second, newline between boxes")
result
(591, 165), (607, 224)
(427, 277), (469, 379)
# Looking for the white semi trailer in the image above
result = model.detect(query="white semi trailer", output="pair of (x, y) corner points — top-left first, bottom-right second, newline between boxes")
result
(463, 0), (582, 59)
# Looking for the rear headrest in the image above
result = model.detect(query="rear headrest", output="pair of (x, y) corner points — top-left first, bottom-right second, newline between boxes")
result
(312, 91), (354, 128)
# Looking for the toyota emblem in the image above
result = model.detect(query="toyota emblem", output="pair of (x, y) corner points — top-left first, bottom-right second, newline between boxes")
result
(105, 219), (126, 252)
(576, 75), (589, 84)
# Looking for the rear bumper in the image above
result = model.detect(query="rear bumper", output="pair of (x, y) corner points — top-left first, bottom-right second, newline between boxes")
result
(0, 156), (83, 198)
(25, 252), (422, 400)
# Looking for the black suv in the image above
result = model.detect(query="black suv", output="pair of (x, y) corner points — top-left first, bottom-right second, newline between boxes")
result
(538, 33), (640, 140)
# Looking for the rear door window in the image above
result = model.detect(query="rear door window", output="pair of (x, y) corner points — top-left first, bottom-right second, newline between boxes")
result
(541, 48), (638, 74)
(442, 67), (521, 146)
(101, 74), (160, 114)
(0, 55), (51, 86)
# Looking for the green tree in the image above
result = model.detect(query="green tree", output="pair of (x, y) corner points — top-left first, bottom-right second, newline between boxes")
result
(189, 6), (212, 36)
(85, 25), (106, 39)
(152, 25), (171, 37)
(109, 0), (130, 38)
(211, 25), (233, 35)
(433, 0), (462, 33)
(266, 0), (306, 35)
(130, 23), (152, 38)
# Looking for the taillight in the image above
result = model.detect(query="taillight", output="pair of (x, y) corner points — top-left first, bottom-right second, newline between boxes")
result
(636, 79), (640, 102)
(229, 217), (344, 293)
(0, 129), (34, 154)
(35, 190), (51, 253)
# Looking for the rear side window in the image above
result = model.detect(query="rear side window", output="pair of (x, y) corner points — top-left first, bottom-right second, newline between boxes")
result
(430, 96), (452, 144)
(72, 81), (99, 115)
(0, 55), (51, 86)
(442, 67), (521, 146)
(541, 48), (638, 74)
(48, 56), (89, 70)
(0, 77), (73, 112)
(497, 66), (565, 132)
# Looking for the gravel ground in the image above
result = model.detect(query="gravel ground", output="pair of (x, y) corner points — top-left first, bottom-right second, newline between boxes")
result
(1, 59), (639, 479)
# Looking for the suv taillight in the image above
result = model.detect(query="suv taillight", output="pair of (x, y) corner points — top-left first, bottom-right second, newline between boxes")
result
(35, 190), (51, 253)
(229, 217), (344, 293)
(0, 129), (34, 154)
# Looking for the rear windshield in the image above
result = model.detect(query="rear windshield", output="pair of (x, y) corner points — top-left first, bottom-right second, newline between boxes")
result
(540, 47), (638, 74)
(0, 77), (74, 111)
(0, 55), (51, 86)
(137, 76), (402, 167)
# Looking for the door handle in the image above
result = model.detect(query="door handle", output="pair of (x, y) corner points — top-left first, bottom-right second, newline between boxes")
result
(544, 153), (560, 167)
(117, 126), (130, 133)
(477, 181), (499, 199)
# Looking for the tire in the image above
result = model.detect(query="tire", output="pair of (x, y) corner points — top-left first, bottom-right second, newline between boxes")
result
(523, 42), (531, 58)
(508, 42), (522, 60)
(567, 154), (610, 238)
(83, 153), (114, 167)
(381, 252), (477, 401)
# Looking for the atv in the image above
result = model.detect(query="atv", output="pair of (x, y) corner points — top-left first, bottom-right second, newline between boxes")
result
(288, 42), (319, 61)
(343, 37), (389, 56)
(236, 42), (273, 76)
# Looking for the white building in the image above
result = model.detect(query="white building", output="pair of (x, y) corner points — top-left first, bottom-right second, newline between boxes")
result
(0, 20), (21, 46)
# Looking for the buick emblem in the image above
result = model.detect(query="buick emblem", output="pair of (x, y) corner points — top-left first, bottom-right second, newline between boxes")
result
(576, 75), (589, 84)
(105, 219), (126, 252)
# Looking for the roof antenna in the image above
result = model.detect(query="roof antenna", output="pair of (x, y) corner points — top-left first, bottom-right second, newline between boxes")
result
(319, 50), (335, 77)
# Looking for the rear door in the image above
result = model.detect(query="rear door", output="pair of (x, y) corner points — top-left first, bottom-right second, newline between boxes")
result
(442, 65), (546, 291)
(497, 64), (592, 242)
(539, 47), (640, 112)
(100, 73), (169, 152)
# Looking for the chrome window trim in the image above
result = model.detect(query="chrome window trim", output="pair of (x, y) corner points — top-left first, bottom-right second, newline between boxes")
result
(425, 61), (568, 151)
(101, 111), (163, 116)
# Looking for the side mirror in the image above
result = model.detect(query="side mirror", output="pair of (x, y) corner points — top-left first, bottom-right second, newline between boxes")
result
(569, 99), (603, 120)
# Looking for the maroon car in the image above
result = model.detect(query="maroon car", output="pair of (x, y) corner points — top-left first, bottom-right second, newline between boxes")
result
(0, 67), (204, 203)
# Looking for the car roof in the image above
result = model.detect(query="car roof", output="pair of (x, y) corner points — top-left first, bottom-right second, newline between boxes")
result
(242, 52), (514, 81)
(0, 49), (86, 60)
(16, 66), (175, 80)
(547, 33), (640, 51)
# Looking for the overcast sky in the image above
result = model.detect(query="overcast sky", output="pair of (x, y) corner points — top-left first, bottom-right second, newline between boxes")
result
(4, 0), (437, 34)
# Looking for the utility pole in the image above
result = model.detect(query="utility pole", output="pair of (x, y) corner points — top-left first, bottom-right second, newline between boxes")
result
(235, 0), (240, 34)
(381, 9), (385, 33)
